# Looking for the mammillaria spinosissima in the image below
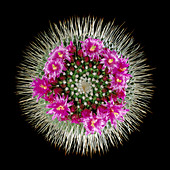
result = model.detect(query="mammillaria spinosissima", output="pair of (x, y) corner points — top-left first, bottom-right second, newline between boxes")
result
(16, 16), (154, 156)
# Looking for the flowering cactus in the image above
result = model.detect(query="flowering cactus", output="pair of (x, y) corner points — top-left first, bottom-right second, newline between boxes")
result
(16, 17), (153, 156)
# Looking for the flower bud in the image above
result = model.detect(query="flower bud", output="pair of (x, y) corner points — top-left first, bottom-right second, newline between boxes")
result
(78, 49), (83, 57)
(92, 103), (97, 110)
(76, 60), (81, 66)
(70, 66), (75, 71)
(97, 64), (102, 70)
(70, 105), (77, 112)
(89, 62), (93, 68)
(60, 75), (66, 80)
(84, 56), (89, 62)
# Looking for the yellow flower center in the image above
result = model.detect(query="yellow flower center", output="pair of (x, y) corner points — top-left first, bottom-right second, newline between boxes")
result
(108, 58), (114, 63)
(120, 68), (126, 71)
(90, 45), (96, 52)
(91, 119), (96, 127)
(52, 64), (57, 70)
(116, 78), (122, 83)
(40, 84), (47, 89)
(57, 105), (64, 110)
(58, 52), (63, 58)
(114, 112), (119, 116)
(110, 108), (118, 116)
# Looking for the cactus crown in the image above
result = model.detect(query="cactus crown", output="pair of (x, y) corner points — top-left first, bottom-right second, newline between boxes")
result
(16, 16), (153, 156)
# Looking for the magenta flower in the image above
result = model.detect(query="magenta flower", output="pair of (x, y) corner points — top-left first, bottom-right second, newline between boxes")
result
(30, 76), (51, 102)
(70, 114), (80, 124)
(49, 42), (71, 62)
(102, 96), (129, 128)
(109, 73), (130, 90)
(44, 58), (67, 81)
(100, 48), (119, 73)
(81, 109), (106, 135)
(80, 37), (104, 61)
(46, 94), (74, 121)
(117, 56), (130, 74)
(66, 41), (76, 54)
(116, 88), (126, 100)
(81, 109), (92, 119)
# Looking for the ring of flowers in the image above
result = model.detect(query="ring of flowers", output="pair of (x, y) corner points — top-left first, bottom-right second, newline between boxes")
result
(31, 37), (132, 135)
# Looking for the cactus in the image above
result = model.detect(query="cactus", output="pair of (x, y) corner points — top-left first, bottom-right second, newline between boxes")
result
(16, 16), (154, 156)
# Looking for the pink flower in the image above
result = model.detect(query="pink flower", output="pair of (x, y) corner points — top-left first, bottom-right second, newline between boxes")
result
(44, 58), (67, 81)
(49, 42), (71, 62)
(116, 88), (126, 100)
(109, 73), (130, 90)
(70, 114), (80, 124)
(117, 56), (130, 74)
(97, 105), (108, 123)
(66, 41), (76, 54)
(30, 76), (51, 102)
(81, 109), (106, 135)
(102, 96), (129, 128)
(80, 37), (104, 61)
(46, 94), (74, 121)
(100, 48), (119, 73)
(107, 55), (131, 91)
(81, 109), (91, 119)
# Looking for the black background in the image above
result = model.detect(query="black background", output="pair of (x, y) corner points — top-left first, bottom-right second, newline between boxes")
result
(7, 1), (165, 164)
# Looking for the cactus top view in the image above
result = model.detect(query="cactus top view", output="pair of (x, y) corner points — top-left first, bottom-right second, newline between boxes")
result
(16, 16), (154, 156)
